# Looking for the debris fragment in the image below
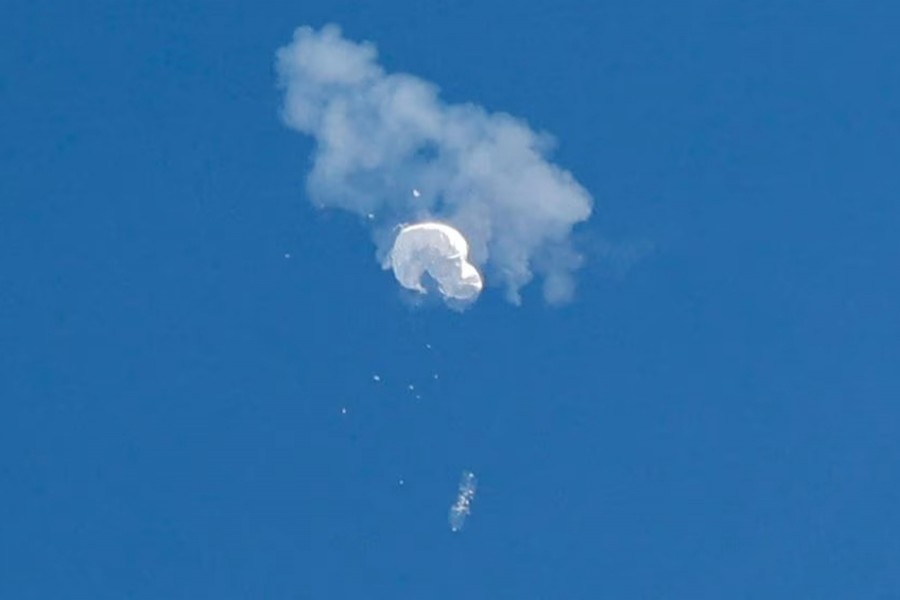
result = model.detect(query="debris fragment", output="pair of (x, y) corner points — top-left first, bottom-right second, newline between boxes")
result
(448, 471), (477, 532)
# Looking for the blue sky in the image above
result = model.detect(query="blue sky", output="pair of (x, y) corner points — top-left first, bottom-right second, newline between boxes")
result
(2, 1), (899, 598)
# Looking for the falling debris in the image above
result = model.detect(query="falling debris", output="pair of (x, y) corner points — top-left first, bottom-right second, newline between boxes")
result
(372, 374), (381, 382)
(389, 222), (483, 302)
(284, 253), (292, 259)
(340, 407), (348, 415)
(412, 189), (421, 198)
(399, 479), (405, 486)
(408, 384), (415, 391)
(425, 343), (432, 350)
(433, 374), (439, 380)
(448, 470), (477, 532)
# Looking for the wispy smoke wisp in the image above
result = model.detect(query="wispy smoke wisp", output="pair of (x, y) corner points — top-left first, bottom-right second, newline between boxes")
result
(276, 24), (593, 303)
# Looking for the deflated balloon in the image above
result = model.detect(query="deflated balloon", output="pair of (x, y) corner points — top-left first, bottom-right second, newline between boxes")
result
(388, 222), (483, 301)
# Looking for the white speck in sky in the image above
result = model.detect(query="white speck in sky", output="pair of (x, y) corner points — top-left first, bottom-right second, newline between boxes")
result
(412, 189), (421, 198)
(284, 252), (291, 259)
(340, 407), (348, 415)
(373, 374), (381, 382)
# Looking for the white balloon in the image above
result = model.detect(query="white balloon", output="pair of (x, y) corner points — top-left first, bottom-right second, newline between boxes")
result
(388, 222), (483, 301)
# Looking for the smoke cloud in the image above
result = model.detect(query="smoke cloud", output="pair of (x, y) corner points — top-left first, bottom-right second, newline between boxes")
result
(276, 24), (593, 303)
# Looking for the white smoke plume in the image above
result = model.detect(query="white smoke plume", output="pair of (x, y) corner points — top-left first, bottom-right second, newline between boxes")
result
(276, 24), (593, 304)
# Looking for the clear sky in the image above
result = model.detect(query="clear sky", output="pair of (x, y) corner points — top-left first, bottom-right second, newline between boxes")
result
(2, 1), (899, 598)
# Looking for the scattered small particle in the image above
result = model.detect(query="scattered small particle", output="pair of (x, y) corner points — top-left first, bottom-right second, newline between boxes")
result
(373, 374), (381, 382)
(425, 343), (432, 349)
(433, 374), (439, 380)
(340, 407), (348, 415)
(408, 384), (415, 391)
(366, 213), (375, 220)
(399, 479), (405, 486)
(412, 189), (421, 198)
(284, 253), (291, 259)
(415, 394), (422, 400)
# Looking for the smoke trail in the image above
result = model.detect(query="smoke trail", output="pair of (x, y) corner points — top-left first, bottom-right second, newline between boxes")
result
(276, 24), (593, 304)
